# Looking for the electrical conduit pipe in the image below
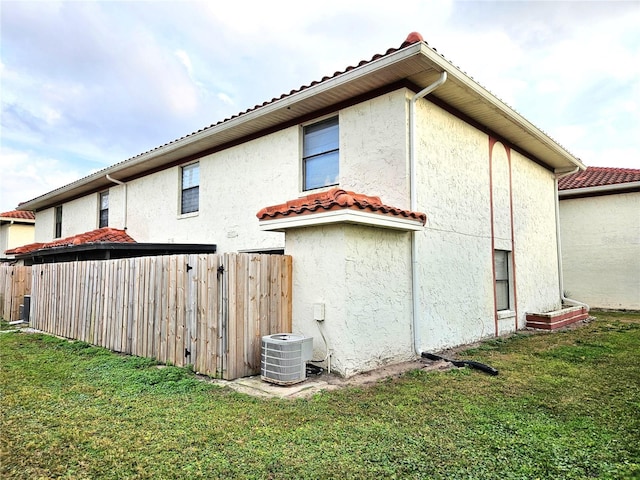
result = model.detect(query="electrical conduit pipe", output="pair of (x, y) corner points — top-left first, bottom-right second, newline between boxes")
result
(410, 71), (447, 356)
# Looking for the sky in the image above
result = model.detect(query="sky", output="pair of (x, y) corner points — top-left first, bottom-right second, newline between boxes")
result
(1, 0), (639, 213)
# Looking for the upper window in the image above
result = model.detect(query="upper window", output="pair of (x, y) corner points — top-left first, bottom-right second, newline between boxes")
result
(303, 116), (339, 191)
(99, 191), (109, 228)
(181, 163), (200, 214)
(54, 205), (63, 238)
(494, 250), (510, 311)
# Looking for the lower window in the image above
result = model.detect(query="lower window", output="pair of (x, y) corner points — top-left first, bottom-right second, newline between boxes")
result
(494, 250), (510, 311)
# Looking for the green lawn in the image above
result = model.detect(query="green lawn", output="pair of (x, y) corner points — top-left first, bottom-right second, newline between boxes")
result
(1, 311), (639, 479)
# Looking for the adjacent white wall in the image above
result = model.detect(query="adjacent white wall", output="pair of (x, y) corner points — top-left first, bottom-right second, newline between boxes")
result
(1, 222), (35, 255)
(560, 192), (640, 310)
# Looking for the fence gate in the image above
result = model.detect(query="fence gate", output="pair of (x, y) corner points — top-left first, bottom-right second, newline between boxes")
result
(0, 264), (32, 322)
(27, 253), (292, 380)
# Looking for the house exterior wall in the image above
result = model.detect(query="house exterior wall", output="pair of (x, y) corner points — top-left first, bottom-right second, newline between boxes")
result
(340, 89), (409, 208)
(413, 98), (561, 353)
(286, 224), (414, 377)
(1, 223), (35, 255)
(510, 150), (562, 315)
(35, 195), (98, 242)
(32, 91), (409, 254)
(559, 192), (640, 310)
(28, 87), (566, 376)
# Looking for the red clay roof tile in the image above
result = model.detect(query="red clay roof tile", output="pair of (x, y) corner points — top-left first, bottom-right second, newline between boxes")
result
(5, 227), (135, 256)
(0, 210), (35, 220)
(257, 188), (426, 225)
(558, 166), (640, 190)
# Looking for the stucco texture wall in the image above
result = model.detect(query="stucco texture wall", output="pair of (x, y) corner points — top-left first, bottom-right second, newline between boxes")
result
(560, 192), (640, 309)
(340, 89), (409, 208)
(37, 91), (411, 254)
(119, 127), (301, 252)
(510, 151), (562, 316)
(413, 97), (562, 352)
(35, 195), (99, 242)
(414, 99), (495, 351)
(2, 223), (35, 254)
(286, 224), (413, 377)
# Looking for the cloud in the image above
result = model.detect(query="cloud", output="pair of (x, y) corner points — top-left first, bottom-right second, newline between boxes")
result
(0, 0), (638, 213)
(0, 147), (83, 211)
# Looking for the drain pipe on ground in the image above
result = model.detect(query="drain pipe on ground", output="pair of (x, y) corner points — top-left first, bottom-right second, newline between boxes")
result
(410, 71), (447, 356)
(554, 167), (589, 311)
(105, 174), (128, 230)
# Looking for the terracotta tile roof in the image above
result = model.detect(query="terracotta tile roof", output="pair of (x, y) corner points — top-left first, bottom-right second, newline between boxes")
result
(5, 227), (136, 256)
(0, 210), (35, 220)
(558, 166), (640, 190)
(257, 188), (427, 225)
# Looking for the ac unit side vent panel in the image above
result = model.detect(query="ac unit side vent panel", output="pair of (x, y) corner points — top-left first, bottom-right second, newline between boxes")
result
(261, 334), (313, 385)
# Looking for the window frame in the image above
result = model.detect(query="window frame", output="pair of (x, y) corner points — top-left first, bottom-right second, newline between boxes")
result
(494, 250), (511, 311)
(54, 205), (63, 239)
(302, 115), (339, 191)
(99, 191), (109, 228)
(180, 162), (200, 215)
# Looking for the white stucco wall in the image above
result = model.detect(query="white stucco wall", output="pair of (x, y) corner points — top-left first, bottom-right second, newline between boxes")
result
(340, 89), (410, 208)
(34, 91), (410, 254)
(414, 99), (496, 351)
(35, 195), (99, 242)
(34, 209), (54, 242)
(413, 98), (561, 352)
(510, 151), (562, 316)
(29, 86), (567, 376)
(560, 192), (640, 310)
(286, 224), (413, 377)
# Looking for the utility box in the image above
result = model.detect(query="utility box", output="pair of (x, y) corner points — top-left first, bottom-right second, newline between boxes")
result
(21, 295), (31, 322)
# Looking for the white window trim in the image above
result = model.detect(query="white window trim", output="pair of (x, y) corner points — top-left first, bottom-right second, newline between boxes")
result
(300, 114), (340, 193)
(179, 162), (200, 216)
(495, 249), (514, 312)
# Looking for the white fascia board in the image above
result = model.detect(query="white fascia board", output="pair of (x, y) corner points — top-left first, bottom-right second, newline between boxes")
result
(559, 181), (640, 198)
(259, 210), (424, 232)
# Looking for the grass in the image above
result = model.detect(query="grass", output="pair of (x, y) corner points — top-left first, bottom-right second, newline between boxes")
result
(1, 310), (639, 479)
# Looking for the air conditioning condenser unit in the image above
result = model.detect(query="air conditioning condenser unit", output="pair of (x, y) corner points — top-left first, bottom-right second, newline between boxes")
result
(261, 333), (313, 385)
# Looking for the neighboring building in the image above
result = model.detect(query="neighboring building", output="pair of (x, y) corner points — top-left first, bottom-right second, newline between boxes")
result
(16, 33), (587, 376)
(559, 167), (640, 310)
(1, 210), (35, 261)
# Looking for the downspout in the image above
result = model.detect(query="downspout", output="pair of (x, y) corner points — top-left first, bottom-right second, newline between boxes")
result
(410, 71), (448, 356)
(554, 167), (589, 310)
(105, 174), (127, 230)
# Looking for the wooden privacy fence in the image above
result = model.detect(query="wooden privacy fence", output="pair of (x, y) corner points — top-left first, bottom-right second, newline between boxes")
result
(0, 264), (32, 322)
(29, 253), (292, 380)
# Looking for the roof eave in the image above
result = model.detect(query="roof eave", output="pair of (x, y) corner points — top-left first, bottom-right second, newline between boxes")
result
(559, 181), (640, 198)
